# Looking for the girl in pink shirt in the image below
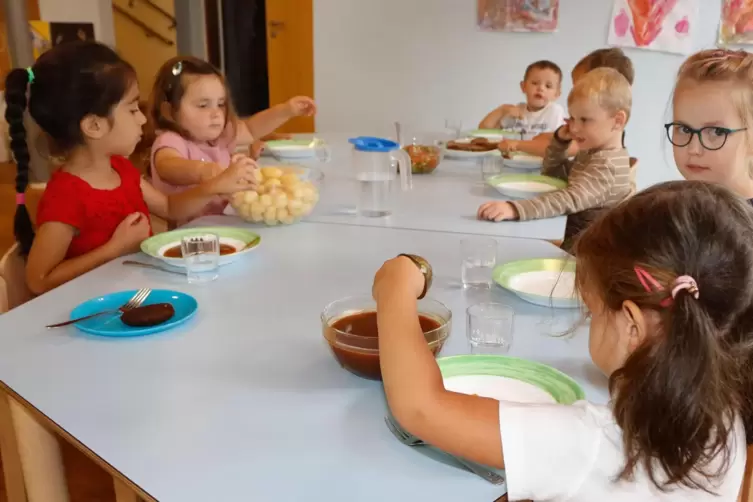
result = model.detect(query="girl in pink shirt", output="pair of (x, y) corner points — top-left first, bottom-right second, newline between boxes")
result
(148, 56), (316, 223)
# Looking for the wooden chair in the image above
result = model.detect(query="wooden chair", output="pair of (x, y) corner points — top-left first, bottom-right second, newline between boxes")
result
(0, 243), (68, 501)
(740, 444), (753, 501)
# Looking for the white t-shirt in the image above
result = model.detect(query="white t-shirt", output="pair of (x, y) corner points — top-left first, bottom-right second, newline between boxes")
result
(501, 102), (566, 139)
(499, 400), (746, 501)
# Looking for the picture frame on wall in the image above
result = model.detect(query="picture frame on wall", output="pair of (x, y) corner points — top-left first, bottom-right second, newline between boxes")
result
(718, 0), (753, 45)
(477, 0), (559, 33)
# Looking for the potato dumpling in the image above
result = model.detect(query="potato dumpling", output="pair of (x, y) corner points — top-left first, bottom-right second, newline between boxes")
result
(261, 167), (283, 179)
(280, 173), (300, 187)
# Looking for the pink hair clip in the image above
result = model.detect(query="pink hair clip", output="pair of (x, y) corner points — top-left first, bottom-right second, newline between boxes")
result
(15, 193), (25, 205)
(634, 266), (699, 307)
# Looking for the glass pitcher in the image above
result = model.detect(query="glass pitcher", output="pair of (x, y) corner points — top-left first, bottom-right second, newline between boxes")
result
(348, 137), (412, 217)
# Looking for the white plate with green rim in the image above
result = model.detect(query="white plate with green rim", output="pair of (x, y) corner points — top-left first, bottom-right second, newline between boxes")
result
(140, 226), (261, 268)
(493, 258), (580, 308)
(443, 138), (502, 160)
(503, 153), (544, 170)
(467, 129), (521, 142)
(263, 139), (319, 159)
(486, 174), (566, 199)
(438, 355), (584, 404)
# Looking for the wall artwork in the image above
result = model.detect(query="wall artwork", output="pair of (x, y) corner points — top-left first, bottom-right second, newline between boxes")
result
(607, 0), (698, 55)
(477, 0), (559, 33)
(719, 0), (753, 45)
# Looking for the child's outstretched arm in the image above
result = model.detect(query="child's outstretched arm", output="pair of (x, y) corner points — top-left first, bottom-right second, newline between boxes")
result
(478, 156), (618, 222)
(479, 104), (521, 129)
(26, 213), (150, 295)
(236, 96), (317, 143)
(373, 257), (504, 469)
(143, 154), (259, 222)
(153, 148), (223, 186)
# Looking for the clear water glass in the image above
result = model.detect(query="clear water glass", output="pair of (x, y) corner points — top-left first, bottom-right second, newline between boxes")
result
(181, 233), (220, 284)
(445, 119), (463, 139)
(461, 237), (497, 288)
(480, 156), (503, 180)
(466, 303), (514, 355)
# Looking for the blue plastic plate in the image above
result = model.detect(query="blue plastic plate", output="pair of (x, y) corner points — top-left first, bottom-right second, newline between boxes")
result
(69, 289), (198, 337)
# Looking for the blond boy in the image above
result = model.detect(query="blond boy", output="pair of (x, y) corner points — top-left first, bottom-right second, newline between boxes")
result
(478, 68), (635, 251)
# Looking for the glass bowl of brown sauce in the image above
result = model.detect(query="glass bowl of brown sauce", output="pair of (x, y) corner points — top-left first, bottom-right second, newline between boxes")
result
(321, 296), (451, 380)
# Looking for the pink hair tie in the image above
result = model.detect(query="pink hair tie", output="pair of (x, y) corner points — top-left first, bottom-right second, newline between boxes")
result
(671, 275), (699, 300)
(15, 193), (25, 205)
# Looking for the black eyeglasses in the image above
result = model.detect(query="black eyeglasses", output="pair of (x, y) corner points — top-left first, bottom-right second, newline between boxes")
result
(664, 122), (747, 151)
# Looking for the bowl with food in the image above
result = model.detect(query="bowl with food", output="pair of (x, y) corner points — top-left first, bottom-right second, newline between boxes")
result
(140, 226), (261, 268)
(403, 143), (443, 174)
(321, 295), (451, 380)
(229, 165), (321, 225)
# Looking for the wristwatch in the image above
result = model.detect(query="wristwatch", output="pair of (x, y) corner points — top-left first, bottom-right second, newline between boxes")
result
(398, 254), (433, 300)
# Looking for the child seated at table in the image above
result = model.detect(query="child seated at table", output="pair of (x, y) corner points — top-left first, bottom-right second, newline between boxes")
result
(375, 180), (753, 501)
(4, 41), (258, 294)
(478, 60), (565, 139)
(500, 48), (635, 158)
(669, 48), (753, 203)
(478, 67), (635, 252)
(148, 56), (316, 224)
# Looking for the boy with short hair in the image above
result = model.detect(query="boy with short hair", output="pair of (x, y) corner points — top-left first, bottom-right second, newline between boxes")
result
(478, 68), (635, 251)
(501, 47), (635, 157)
(479, 60), (565, 138)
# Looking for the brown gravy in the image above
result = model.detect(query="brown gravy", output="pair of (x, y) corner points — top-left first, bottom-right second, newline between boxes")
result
(327, 311), (444, 380)
(163, 243), (236, 258)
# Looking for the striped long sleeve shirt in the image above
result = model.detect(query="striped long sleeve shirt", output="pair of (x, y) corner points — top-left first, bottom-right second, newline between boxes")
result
(509, 136), (635, 221)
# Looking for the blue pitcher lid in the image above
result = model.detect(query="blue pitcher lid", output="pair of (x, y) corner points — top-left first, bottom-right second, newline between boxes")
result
(348, 136), (399, 152)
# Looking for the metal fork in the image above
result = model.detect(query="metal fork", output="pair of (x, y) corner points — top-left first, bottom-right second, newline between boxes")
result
(47, 288), (152, 328)
(384, 416), (506, 485)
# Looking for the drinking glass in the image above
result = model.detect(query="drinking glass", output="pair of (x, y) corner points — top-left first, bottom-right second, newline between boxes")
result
(445, 119), (463, 139)
(480, 156), (503, 180)
(181, 233), (220, 283)
(466, 303), (514, 354)
(461, 237), (497, 288)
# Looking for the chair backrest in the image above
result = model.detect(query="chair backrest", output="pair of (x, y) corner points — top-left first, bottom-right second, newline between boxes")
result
(741, 444), (753, 501)
(0, 243), (32, 312)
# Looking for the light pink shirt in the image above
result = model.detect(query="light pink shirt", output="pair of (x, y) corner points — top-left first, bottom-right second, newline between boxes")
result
(150, 129), (237, 221)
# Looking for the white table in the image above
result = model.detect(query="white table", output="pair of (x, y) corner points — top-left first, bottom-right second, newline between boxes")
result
(0, 219), (606, 501)
(270, 133), (567, 241)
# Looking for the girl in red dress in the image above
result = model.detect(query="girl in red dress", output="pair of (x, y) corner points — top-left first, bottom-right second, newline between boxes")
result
(4, 41), (259, 295)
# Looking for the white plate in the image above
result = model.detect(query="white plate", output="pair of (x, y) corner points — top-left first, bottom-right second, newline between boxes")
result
(493, 259), (580, 309)
(486, 174), (566, 199)
(503, 154), (543, 170)
(141, 227), (261, 269)
(263, 140), (319, 159)
(508, 270), (578, 308)
(444, 375), (557, 404)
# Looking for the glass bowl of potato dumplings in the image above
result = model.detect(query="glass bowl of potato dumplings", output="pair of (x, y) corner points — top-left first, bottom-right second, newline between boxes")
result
(229, 165), (321, 225)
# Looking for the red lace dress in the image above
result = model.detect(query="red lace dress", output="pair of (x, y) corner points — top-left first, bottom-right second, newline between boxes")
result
(36, 156), (153, 259)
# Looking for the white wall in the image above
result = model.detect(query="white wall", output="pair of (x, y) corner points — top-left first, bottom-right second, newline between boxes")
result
(38, 0), (116, 46)
(314, 0), (723, 189)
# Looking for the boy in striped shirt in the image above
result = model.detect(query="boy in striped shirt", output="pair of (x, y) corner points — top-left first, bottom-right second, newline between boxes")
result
(478, 68), (635, 251)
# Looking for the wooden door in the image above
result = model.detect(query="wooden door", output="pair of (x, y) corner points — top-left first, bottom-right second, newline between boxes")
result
(265, 0), (314, 133)
(0, 0), (41, 90)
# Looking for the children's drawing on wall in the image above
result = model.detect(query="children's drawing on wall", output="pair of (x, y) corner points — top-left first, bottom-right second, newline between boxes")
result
(607, 0), (698, 55)
(719, 0), (753, 45)
(477, 0), (559, 33)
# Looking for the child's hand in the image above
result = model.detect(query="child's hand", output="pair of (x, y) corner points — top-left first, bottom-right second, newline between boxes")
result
(504, 104), (525, 120)
(209, 154), (259, 194)
(556, 120), (573, 142)
(249, 140), (265, 160)
(287, 96), (317, 118)
(372, 256), (425, 303)
(477, 201), (518, 222)
(108, 212), (151, 256)
(498, 139), (520, 155)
